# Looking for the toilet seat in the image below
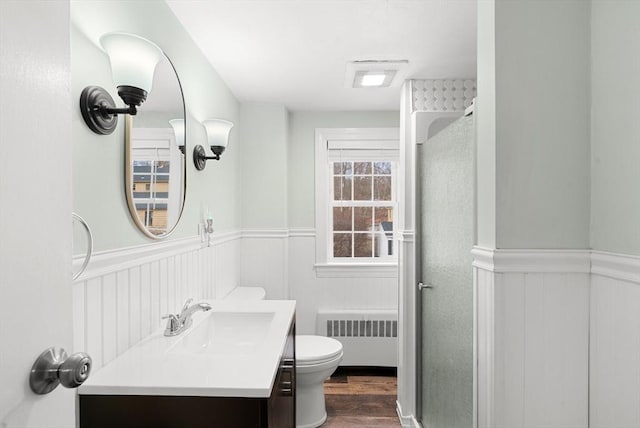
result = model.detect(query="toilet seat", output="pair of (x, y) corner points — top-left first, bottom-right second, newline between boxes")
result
(296, 335), (343, 366)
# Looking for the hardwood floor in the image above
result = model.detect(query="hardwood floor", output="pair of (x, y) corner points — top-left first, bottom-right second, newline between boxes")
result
(322, 367), (401, 428)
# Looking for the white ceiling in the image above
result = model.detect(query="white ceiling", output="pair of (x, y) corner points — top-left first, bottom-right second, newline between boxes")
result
(166, 0), (477, 111)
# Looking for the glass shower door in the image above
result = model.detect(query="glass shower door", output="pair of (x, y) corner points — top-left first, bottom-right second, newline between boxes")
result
(418, 117), (474, 428)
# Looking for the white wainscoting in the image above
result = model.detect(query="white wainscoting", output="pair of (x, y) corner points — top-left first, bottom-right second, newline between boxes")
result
(590, 251), (640, 428)
(240, 229), (289, 300)
(286, 230), (398, 336)
(473, 248), (591, 428)
(73, 228), (399, 371)
(72, 233), (241, 371)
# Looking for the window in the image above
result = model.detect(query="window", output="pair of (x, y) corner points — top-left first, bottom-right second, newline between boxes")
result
(315, 128), (400, 277)
(132, 157), (170, 235)
(330, 160), (396, 260)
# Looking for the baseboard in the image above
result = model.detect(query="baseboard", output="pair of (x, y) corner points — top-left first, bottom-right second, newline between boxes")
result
(396, 401), (422, 428)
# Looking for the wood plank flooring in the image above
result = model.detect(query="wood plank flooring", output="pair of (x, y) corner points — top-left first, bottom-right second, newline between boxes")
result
(322, 367), (401, 428)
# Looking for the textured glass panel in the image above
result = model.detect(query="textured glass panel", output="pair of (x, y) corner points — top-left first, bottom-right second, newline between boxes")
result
(419, 116), (474, 427)
(354, 207), (372, 231)
(374, 176), (392, 200)
(333, 233), (352, 257)
(353, 233), (372, 257)
(333, 176), (352, 200)
(353, 162), (371, 175)
(354, 176), (372, 200)
(373, 161), (392, 174)
(333, 207), (352, 231)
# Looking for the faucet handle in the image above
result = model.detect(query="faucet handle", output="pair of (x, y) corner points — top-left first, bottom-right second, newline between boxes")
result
(162, 313), (180, 333)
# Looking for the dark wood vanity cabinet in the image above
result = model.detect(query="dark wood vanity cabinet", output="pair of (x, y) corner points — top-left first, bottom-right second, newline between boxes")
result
(268, 319), (296, 427)
(79, 318), (296, 428)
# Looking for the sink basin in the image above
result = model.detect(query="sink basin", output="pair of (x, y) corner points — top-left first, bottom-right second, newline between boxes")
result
(78, 299), (296, 398)
(170, 311), (275, 356)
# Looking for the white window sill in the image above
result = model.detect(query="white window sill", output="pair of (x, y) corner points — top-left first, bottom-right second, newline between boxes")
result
(314, 263), (398, 278)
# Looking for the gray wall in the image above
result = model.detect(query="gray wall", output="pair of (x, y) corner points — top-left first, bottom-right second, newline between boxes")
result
(72, 0), (241, 252)
(240, 103), (289, 229)
(287, 111), (400, 229)
(590, 0), (640, 256)
(477, 0), (591, 249)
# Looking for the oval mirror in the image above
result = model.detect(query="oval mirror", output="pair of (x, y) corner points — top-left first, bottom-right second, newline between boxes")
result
(125, 52), (186, 239)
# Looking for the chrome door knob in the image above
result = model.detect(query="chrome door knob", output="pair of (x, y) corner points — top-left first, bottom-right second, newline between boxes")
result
(58, 352), (92, 388)
(29, 347), (92, 394)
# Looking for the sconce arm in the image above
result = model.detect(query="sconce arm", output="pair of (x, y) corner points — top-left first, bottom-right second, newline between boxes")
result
(202, 153), (221, 161)
(98, 104), (138, 116)
(193, 144), (223, 170)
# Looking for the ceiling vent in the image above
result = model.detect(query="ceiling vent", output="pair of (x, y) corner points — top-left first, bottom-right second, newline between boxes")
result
(345, 60), (409, 89)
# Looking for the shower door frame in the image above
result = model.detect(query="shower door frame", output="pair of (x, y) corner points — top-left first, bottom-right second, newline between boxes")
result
(411, 110), (478, 428)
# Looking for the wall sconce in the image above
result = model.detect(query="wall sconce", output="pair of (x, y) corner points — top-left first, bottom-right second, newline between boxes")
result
(193, 119), (234, 170)
(169, 119), (185, 154)
(80, 32), (163, 135)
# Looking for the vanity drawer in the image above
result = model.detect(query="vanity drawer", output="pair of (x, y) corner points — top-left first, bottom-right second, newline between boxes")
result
(79, 394), (269, 428)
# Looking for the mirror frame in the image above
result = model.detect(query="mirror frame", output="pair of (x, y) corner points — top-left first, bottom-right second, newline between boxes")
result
(124, 55), (186, 240)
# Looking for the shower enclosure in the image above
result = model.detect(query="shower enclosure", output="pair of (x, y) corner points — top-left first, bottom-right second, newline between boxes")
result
(417, 114), (475, 428)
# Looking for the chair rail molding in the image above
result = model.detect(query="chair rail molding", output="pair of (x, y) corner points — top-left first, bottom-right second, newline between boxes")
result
(72, 232), (241, 282)
(591, 250), (640, 284)
(471, 247), (592, 273)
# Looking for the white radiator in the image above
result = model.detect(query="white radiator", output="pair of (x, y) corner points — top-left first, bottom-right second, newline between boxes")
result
(316, 309), (397, 367)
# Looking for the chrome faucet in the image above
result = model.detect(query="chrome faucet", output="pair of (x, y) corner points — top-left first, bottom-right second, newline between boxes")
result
(162, 298), (212, 337)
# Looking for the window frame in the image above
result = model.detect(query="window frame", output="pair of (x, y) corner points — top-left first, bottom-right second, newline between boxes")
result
(314, 128), (400, 278)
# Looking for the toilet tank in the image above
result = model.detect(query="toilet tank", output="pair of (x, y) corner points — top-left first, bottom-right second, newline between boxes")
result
(224, 286), (266, 301)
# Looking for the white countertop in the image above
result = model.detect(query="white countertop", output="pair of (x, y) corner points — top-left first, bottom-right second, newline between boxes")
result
(78, 300), (296, 398)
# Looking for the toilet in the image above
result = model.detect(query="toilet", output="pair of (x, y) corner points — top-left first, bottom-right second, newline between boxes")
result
(223, 287), (343, 428)
(295, 335), (343, 428)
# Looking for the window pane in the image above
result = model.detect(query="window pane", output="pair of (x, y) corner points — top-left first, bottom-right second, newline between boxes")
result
(354, 207), (372, 231)
(333, 207), (352, 231)
(374, 207), (394, 257)
(374, 161), (392, 174)
(333, 162), (352, 175)
(354, 233), (372, 257)
(354, 176), (372, 200)
(133, 161), (152, 173)
(333, 176), (352, 200)
(375, 206), (394, 224)
(156, 161), (170, 173)
(333, 233), (352, 257)
(374, 232), (393, 257)
(354, 162), (371, 175)
(374, 176), (392, 200)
